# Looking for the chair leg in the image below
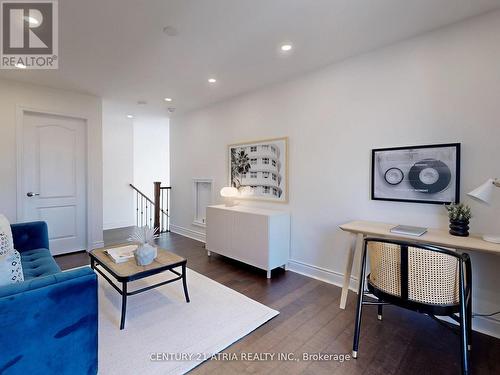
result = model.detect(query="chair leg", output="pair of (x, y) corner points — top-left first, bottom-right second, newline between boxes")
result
(459, 261), (470, 375)
(377, 304), (383, 321)
(466, 298), (472, 352)
(466, 257), (472, 351)
(352, 243), (368, 359)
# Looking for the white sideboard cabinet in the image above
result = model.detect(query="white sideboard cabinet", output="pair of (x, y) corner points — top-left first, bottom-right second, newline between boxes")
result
(206, 205), (290, 278)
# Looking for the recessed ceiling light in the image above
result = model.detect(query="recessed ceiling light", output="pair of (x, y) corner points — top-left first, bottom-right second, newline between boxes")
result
(208, 78), (217, 84)
(164, 97), (173, 102)
(127, 114), (134, 119)
(15, 63), (26, 69)
(280, 44), (293, 52)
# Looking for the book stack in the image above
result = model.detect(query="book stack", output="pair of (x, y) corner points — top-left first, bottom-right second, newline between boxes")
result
(105, 245), (137, 263)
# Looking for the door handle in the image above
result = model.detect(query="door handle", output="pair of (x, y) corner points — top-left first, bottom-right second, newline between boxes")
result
(26, 192), (40, 197)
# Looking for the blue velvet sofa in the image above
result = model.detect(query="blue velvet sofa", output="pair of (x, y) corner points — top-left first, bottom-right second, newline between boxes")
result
(0, 221), (98, 375)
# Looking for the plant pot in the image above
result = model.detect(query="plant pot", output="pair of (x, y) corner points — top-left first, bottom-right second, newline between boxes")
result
(134, 243), (157, 266)
(449, 219), (470, 237)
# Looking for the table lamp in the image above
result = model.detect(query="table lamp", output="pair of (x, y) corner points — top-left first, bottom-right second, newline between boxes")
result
(467, 178), (500, 243)
(220, 187), (239, 207)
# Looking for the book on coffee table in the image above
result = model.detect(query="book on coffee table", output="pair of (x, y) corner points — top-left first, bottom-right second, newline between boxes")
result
(105, 245), (137, 263)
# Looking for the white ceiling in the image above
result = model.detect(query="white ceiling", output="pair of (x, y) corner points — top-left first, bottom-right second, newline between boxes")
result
(1, 0), (500, 117)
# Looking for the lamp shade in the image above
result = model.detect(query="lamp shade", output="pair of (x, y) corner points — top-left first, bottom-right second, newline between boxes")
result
(220, 187), (239, 198)
(467, 179), (495, 204)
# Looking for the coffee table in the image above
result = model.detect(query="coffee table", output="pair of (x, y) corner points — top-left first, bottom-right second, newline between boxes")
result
(89, 245), (190, 330)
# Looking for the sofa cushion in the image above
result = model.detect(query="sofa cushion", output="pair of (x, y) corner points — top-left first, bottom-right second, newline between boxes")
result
(0, 214), (13, 251)
(0, 231), (24, 286)
(21, 248), (61, 280)
(0, 232), (11, 256)
(0, 250), (24, 286)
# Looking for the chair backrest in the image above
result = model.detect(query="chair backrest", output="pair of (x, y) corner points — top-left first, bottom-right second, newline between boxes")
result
(367, 239), (461, 305)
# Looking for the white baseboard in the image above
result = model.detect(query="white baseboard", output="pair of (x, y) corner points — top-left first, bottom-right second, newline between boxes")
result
(287, 259), (359, 292)
(103, 220), (135, 230)
(170, 224), (206, 243)
(287, 259), (500, 339)
(169, 231), (500, 339)
(91, 240), (104, 250)
(473, 316), (500, 339)
(439, 314), (500, 340)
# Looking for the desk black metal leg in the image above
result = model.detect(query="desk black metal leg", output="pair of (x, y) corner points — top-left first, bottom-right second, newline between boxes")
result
(120, 282), (127, 330)
(182, 263), (190, 303)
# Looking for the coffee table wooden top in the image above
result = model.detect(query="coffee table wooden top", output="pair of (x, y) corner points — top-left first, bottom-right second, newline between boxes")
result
(90, 244), (186, 280)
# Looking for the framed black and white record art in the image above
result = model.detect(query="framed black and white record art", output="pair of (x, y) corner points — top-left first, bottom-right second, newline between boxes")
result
(371, 143), (460, 204)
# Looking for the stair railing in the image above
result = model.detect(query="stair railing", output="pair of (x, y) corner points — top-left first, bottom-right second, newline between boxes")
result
(130, 182), (171, 233)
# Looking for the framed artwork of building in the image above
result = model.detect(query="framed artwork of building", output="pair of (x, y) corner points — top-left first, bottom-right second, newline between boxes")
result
(371, 143), (461, 204)
(228, 137), (288, 203)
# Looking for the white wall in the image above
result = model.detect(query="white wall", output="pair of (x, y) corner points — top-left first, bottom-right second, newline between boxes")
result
(102, 100), (135, 229)
(170, 11), (500, 337)
(133, 116), (170, 200)
(102, 111), (169, 229)
(0, 78), (104, 249)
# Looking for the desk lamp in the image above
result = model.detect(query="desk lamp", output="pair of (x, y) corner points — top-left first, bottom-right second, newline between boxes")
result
(468, 178), (500, 243)
(220, 187), (239, 207)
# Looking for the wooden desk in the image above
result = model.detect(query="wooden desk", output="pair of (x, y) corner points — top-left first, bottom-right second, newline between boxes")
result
(338, 220), (500, 309)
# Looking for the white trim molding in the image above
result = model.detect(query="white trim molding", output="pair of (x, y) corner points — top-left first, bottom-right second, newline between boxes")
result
(103, 220), (135, 231)
(170, 230), (500, 339)
(90, 241), (104, 250)
(287, 259), (500, 339)
(438, 315), (500, 340)
(192, 178), (214, 228)
(473, 316), (500, 340)
(287, 259), (359, 292)
(170, 224), (206, 243)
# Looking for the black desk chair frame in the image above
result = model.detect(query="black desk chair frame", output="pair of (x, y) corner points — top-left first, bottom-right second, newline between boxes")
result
(352, 237), (472, 375)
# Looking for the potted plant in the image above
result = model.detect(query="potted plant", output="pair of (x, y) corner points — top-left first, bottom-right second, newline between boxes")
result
(129, 226), (159, 265)
(445, 203), (472, 237)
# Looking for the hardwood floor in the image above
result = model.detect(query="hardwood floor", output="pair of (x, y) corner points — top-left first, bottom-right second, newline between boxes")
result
(55, 229), (500, 375)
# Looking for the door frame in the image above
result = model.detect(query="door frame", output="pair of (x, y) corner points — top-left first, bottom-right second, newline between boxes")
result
(16, 106), (92, 252)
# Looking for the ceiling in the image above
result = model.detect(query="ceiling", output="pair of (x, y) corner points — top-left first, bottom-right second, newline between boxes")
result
(1, 0), (500, 117)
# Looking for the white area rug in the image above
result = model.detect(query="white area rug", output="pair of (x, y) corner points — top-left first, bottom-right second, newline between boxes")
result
(97, 267), (279, 375)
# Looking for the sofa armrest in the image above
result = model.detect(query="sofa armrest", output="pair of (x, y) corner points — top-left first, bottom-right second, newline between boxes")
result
(0, 267), (98, 375)
(11, 221), (49, 253)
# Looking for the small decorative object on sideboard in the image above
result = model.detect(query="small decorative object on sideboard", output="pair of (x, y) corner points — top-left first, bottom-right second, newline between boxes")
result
(220, 186), (239, 207)
(129, 226), (159, 266)
(445, 203), (472, 237)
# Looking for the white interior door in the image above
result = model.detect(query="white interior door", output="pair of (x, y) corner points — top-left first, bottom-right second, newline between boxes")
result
(22, 112), (87, 255)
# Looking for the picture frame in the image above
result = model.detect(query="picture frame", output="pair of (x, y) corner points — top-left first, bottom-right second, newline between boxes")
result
(228, 137), (288, 203)
(371, 143), (461, 204)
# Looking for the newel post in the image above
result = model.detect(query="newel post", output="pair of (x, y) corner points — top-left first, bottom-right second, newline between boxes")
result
(153, 182), (161, 231)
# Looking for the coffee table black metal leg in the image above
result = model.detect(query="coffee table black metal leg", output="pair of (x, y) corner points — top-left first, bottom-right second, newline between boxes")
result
(120, 282), (127, 330)
(182, 263), (190, 303)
